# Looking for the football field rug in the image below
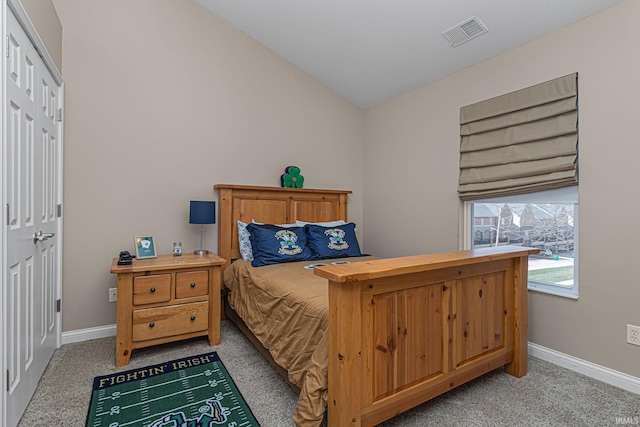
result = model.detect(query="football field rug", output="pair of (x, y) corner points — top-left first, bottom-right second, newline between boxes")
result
(86, 352), (260, 427)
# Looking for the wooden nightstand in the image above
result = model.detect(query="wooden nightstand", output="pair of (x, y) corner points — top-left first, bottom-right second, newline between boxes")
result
(110, 253), (225, 367)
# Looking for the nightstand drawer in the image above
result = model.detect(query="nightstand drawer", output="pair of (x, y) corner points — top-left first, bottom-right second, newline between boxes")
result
(133, 274), (171, 305)
(175, 271), (209, 299)
(132, 301), (208, 341)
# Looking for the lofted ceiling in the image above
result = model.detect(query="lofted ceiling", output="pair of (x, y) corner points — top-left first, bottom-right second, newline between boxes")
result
(194, 0), (623, 109)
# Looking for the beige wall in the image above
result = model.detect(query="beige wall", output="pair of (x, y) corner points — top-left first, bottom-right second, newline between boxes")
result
(51, 0), (364, 332)
(364, 0), (640, 377)
(21, 0), (62, 71)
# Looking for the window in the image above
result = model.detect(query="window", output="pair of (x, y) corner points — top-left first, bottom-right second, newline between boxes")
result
(465, 187), (578, 299)
(458, 75), (579, 298)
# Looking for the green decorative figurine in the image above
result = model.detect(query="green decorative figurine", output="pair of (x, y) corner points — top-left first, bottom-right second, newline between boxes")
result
(280, 166), (304, 188)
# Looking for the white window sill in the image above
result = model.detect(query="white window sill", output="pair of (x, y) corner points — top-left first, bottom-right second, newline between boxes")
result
(528, 282), (578, 299)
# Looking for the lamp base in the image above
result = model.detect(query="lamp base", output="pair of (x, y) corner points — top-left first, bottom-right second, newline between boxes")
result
(193, 249), (209, 255)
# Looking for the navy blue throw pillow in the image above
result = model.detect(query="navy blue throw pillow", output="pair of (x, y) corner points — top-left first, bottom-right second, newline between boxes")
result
(246, 223), (313, 267)
(305, 223), (364, 259)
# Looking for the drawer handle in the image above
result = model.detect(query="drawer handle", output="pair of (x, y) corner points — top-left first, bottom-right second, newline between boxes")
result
(190, 316), (196, 321)
(149, 322), (155, 328)
(150, 287), (156, 293)
(190, 282), (196, 288)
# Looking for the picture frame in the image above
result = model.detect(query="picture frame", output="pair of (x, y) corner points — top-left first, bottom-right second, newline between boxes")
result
(134, 236), (157, 259)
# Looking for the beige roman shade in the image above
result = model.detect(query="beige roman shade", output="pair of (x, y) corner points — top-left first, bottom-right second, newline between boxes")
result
(458, 73), (578, 200)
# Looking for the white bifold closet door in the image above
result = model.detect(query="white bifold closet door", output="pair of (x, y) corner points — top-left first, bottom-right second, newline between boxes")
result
(4, 8), (61, 426)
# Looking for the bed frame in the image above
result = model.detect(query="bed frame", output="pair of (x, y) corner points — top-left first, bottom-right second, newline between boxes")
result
(215, 184), (537, 427)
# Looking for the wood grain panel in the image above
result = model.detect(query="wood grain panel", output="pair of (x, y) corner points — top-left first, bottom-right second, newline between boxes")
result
(370, 284), (443, 401)
(456, 271), (505, 366)
(235, 199), (288, 224)
(292, 200), (340, 222)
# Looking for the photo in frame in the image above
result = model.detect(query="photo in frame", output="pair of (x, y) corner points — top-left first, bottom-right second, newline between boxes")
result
(134, 236), (157, 259)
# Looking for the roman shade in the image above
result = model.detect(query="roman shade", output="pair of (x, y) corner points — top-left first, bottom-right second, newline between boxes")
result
(458, 73), (578, 200)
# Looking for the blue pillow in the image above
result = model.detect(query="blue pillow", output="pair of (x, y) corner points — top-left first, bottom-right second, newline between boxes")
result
(305, 223), (364, 259)
(247, 223), (313, 267)
(238, 220), (296, 261)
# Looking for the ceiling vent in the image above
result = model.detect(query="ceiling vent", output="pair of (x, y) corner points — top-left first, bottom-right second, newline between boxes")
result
(442, 16), (488, 47)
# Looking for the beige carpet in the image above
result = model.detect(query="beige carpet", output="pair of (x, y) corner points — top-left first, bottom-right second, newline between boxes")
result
(18, 320), (639, 426)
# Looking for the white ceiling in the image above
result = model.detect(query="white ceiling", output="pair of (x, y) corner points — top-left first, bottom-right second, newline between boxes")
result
(194, 0), (622, 109)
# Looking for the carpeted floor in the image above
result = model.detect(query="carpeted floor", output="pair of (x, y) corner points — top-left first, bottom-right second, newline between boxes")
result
(18, 320), (639, 426)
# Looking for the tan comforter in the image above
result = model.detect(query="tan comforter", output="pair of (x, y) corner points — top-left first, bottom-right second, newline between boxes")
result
(222, 257), (372, 426)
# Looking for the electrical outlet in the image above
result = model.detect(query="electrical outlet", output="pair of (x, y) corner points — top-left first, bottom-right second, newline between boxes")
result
(109, 287), (117, 303)
(627, 324), (640, 346)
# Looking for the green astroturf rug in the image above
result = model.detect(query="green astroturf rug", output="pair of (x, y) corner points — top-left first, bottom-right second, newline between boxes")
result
(86, 352), (260, 427)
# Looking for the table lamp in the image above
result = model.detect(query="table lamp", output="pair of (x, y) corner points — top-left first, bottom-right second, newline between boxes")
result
(189, 200), (215, 255)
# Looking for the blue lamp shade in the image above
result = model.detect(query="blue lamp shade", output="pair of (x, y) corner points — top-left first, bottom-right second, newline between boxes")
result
(189, 201), (216, 225)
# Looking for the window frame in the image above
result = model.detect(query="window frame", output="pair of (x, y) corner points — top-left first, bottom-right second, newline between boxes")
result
(462, 187), (579, 299)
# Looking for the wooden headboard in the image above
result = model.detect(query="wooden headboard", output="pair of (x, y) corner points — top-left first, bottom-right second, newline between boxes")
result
(214, 184), (352, 269)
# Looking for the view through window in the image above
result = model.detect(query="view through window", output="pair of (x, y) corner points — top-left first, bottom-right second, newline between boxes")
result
(470, 201), (577, 296)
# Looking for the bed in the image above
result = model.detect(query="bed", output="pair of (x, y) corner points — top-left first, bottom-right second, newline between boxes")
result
(215, 184), (538, 427)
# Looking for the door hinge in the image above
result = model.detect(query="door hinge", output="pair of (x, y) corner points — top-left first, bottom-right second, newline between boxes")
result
(6, 370), (9, 392)
(57, 204), (62, 218)
(6, 204), (9, 226)
(57, 107), (63, 122)
(5, 35), (9, 59)
(56, 299), (61, 313)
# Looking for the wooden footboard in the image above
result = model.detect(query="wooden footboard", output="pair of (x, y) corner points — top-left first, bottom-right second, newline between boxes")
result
(314, 246), (538, 427)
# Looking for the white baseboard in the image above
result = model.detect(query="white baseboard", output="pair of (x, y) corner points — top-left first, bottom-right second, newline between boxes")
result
(529, 342), (640, 395)
(60, 326), (639, 395)
(61, 324), (116, 345)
